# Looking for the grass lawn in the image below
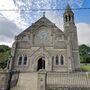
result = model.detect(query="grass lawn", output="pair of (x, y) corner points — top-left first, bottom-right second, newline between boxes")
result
(80, 63), (90, 71)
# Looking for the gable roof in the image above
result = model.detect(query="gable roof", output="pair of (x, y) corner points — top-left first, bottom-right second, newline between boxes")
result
(16, 15), (64, 37)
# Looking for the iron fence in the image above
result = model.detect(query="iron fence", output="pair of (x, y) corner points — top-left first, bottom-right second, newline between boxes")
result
(46, 72), (90, 90)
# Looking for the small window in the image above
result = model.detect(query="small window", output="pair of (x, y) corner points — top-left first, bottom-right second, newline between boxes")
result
(56, 55), (59, 65)
(65, 16), (68, 22)
(69, 14), (71, 21)
(52, 56), (54, 65)
(61, 55), (64, 65)
(23, 56), (27, 65)
(18, 56), (22, 65)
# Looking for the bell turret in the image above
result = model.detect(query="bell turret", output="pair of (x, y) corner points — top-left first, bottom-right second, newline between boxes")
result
(63, 4), (80, 71)
(64, 4), (74, 26)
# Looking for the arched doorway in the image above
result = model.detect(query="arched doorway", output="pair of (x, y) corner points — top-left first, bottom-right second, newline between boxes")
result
(37, 58), (45, 71)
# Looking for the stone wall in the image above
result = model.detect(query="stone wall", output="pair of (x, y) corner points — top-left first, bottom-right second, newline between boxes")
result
(0, 70), (19, 90)
(11, 72), (38, 90)
(1, 70), (89, 90)
(13, 47), (68, 72)
(0, 70), (9, 90)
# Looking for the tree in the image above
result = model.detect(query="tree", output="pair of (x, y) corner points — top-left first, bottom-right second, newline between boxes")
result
(79, 44), (90, 63)
(0, 45), (11, 69)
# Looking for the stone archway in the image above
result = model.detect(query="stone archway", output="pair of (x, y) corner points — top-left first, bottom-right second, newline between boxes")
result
(37, 57), (45, 71)
(32, 52), (51, 72)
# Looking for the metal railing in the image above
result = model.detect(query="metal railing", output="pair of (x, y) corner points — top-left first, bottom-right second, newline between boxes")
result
(46, 72), (90, 90)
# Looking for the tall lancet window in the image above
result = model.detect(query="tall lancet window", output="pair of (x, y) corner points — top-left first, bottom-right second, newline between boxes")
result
(69, 14), (71, 21)
(56, 55), (59, 65)
(18, 56), (22, 65)
(65, 15), (68, 22)
(52, 56), (54, 66)
(61, 55), (64, 65)
(23, 55), (27, 65)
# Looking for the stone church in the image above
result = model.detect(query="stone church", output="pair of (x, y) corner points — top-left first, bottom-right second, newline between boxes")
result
(9, 4), (89, 90)
(11, 4), (80, 73)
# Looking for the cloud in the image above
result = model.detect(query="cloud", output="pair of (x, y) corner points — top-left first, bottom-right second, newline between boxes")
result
(0, 15), (22, 47)
(0, 0), (28, 30)
(46, 13), (90, 46)
(0, 0), (89, 47)
(1, 12), (90, 47)
(76, 23), (90, 45)
(46, 11), (63, 30)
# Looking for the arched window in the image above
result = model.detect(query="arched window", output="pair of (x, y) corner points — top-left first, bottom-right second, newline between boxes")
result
(65, 16), (68, 22)
(23, 55), (27, 65)
(52, 56), (54, 66)
(18, 56), (22, 65)
(61, 55), (64, 65)
(69, 14), (71, 21)
(56, 55), (59, 65)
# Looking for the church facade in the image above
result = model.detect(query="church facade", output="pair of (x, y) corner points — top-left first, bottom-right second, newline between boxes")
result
(10, 4), (80, 73)
(0, 5), (90, 90)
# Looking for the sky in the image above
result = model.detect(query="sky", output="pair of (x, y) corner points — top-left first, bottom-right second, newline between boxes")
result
(0, 0), (90, 47)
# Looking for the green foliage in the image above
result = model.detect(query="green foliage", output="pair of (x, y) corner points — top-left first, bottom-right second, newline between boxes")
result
(79, 44), (90, 63)
(0, 45), (11, 69)
(0, 45), (10, 53)
(80, 64), (90, 71)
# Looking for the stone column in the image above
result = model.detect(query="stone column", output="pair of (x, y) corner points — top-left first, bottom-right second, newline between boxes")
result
(38, 69), (47, 90)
